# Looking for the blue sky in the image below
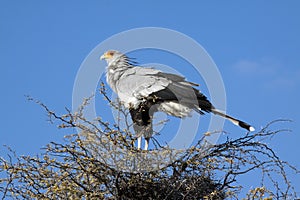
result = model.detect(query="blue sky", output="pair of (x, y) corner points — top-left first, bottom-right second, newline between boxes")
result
(1, 0), (299, 197)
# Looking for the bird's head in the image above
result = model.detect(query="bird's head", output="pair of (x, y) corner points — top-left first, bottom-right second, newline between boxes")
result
(100, 50), (124, 66)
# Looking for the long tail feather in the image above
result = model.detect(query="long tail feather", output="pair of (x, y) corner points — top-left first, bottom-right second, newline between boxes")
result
(211, 108), (255, 132)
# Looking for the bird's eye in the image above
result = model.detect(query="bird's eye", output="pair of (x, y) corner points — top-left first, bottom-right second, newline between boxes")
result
(109, 52), (114, 56)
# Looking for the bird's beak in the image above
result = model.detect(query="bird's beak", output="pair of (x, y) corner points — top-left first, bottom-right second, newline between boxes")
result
(100, 54), (106, 60)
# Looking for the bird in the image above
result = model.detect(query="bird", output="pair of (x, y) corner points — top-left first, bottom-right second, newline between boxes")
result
(100, 50), (254, 150)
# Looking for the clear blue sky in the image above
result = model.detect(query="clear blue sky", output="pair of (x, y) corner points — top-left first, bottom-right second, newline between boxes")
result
(1, 0), (299, 197)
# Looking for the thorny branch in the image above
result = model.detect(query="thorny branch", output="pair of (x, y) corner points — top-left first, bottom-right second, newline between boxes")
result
(0, 88), (298, 199)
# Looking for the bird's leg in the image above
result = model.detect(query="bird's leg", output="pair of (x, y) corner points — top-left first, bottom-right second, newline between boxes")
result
(144, 138), (149, 150)
(130, 104), (154, 151)
(137, 136), (142, 150)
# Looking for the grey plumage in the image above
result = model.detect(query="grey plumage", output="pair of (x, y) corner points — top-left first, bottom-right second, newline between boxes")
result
(101, 50), (254, 150)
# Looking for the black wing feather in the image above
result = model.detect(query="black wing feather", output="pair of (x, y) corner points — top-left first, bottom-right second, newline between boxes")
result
(150, 81), (214, 113)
